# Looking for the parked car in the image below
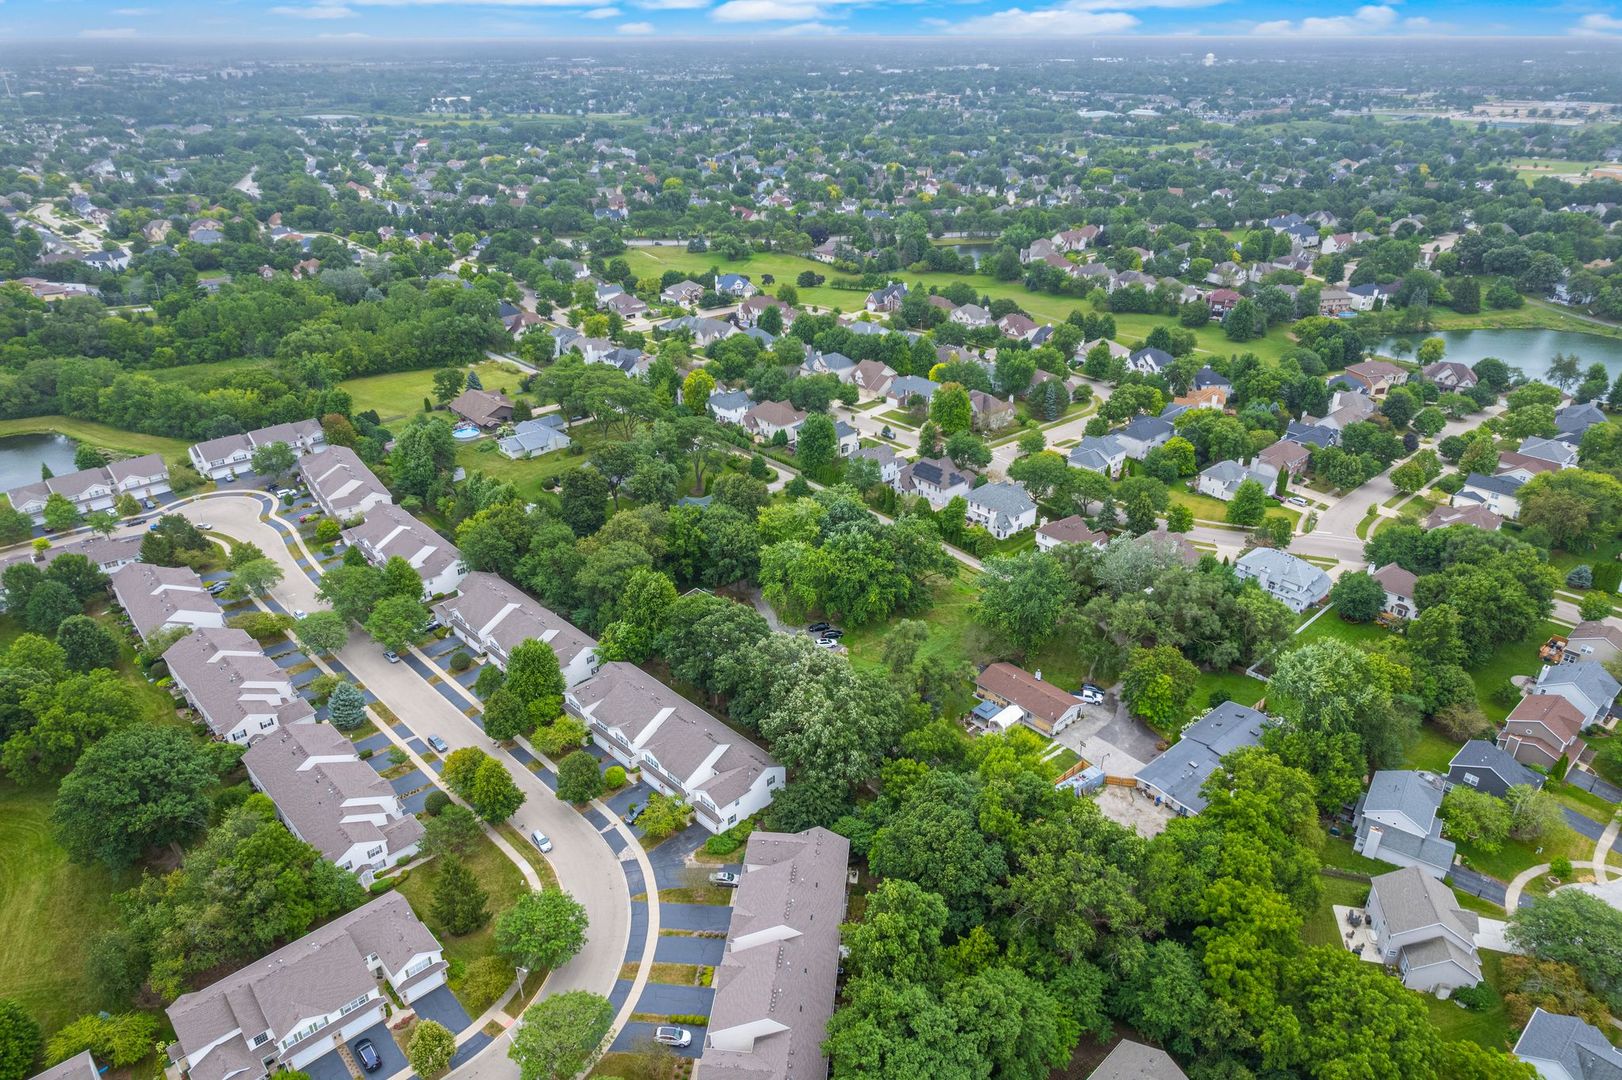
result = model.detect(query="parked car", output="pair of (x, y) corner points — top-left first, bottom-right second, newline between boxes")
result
(427, 734), (449, 753)
(424, 617), (443, 632)
(206, 582), (229, 596)
(147, 521), (161, 532)
(654, 1028), (692, 1048)
(814, 637), (839, 650)
(530, 831), (553, 854)
(1287, 496), (1308, 507)
(354, 1039), (382, 1073)
(820, 629), (844, 640)
(383, 649), (401, 664)
(807, 622), (831, 633)
(624, 802), (645, 824)
(709, 871), (741, 887)
(293, 608), (306, 620)
(195, 522), (212, 531)
(143, 498), (157, 510)
(1078, 688), (1105, 705)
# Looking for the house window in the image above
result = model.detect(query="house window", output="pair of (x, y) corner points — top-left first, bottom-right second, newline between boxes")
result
(251, 1033), (270, 1048)
(402, 956), (434, 979)
(366, 846), (384, 859)
(1463, 772), (1479, 788)
(338, 993), (372, 1017)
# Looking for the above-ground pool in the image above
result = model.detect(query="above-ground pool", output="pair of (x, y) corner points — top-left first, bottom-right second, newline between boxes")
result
(452, 424), (481, 440)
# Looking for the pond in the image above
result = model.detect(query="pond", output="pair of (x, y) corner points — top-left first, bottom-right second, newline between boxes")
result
(1374, 328), (1622, 384)
(0, 433), (81, 493)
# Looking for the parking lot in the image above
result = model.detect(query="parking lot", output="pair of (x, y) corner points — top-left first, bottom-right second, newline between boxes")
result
(1054, 694), (1163, 779)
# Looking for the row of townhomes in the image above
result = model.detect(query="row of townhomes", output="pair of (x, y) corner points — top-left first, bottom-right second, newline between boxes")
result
(3, 453), (170, 523)
(165, 893), (446, 1080)
(188, 419), (327, 481)
(434, 570), (599, 686)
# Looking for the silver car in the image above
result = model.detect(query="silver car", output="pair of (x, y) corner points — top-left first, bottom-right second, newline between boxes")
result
(654, 1027), (691, 1048)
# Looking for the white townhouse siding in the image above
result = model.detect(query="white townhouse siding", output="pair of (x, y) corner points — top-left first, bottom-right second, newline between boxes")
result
(166, 893), (445, 1080)
(341, 504), (466, 599)
(163, 627), (315, 745)
(566, 662), (783, 833)
(299, 445), (390, 520)
(244, 724), (424, 888)
(188, 419), (326, 481)
(4, 454), (170, 523)
(1234, 548), (1331, 613)
(433, 571), (599, 686)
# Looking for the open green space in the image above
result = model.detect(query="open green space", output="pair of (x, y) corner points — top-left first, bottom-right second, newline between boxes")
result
(453, 428), (612, 503)
(1186, 668), (1267, 722)
(0, 782), (139, 1034)
(1426, 951), (1513, 1050)
(340, 360), (528, 424)
(1302, 873), (1369, 947)
(1288, 611), (1393, 653)
(394, 828), (529, 1010)
(1403, 724), (1464, 773)
(1470, 620), (1567, 723)
(1455, 821), (1590, 884)
(0, 416), (191, 461)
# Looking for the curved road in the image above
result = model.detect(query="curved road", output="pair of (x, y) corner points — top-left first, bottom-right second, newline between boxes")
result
(165, 494), (647, 1076)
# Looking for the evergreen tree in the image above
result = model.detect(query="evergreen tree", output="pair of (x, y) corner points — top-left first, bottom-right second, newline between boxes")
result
(432, 857), (489, 935)
(327, 681), (367, 731)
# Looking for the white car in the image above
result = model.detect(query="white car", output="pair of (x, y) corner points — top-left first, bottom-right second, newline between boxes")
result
(654, 1027), (692, 1048)
(1286, 496), (1308, 507)
(530, 831), (553, 854)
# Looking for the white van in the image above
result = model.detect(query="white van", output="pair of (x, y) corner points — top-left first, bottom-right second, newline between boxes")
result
(530, 831), (553, 853)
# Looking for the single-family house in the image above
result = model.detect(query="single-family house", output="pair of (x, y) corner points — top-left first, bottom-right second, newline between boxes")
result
(28, 1053), (100, 1080)
(447, 388), (513, 430)
(1206, 288), (1242, 317)
(1567, 621), (1622, 667)
(737, 295), (796, 329)
(950, 303), (992, 328)
(1447, 739), (1543, 799)
(164, 627), (315, 745)
(1513, 1008), (1622, 1080)
(301, 445), (390, 519)
(1193, 365), (1231, 391)
(969, 390), (1015, 432)
(165, 893), (445, 1080)
(1137, 702), (1270, 816)
(1126, 347), (1175, 376)
(342, 504), (466, 599)
(864, 282), (907, 313)
(1234, 548), (1331, 613)
(1499, 694), (1588, 771)
(1337, 360), (1408, 397)
(896, 456), (974, 509)
(1258, 438), (1312, 480)
(1517, 436), (1580, 470)
(965, 482), (1038, 540)
(834, 421), (860, 457)
(3, 454), (171, 524)
(741, 400), (806, 443)
(660, 315), (734, 348)
(1196, 459), (1279, 502)
(1421, 362), (1477, 390)
(1053, 225), (1101, 251)
(244, 723), (424, 887)
(707, 389), (754, 426)
(1068, 434), (1128, 478)
(1317, 287), (1357, 315)
(884, 375), (940, 407)
(1036, 515), (1108, 552)
(1365, 865), (1482, 994)
(660, 280), (704, 308)
(498, 416), (571, 459)
(434, 571), (598, 686)
(975, 662), (1084, 736)
(567, 662), (783, 833)
(1370, 563), (1418, 619)
(1423, 504), (1502, 532)
(1353, 770), (1455, 878)
(189, 419), (327, 481)
(997, 313), (1040, 341)
(1173, 386), (1228, 412)
(850, 360), (896, 397)
(1531, 662), (1621, 727)
(1453, 472), (1525, 521)
(715, 274), (756, 299)
(1555, 401), (1607, 443)
(849, 445), (902, 485)
(110, 562), (225, 643)
(698, 828), (849, 1080)
(1086, 1042), (1187, 1080)
(605, 292), (648, 319)
(1115, 415), (1176, 460)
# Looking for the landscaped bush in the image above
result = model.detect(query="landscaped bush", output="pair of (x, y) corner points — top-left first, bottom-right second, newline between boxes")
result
(704, 819), (755, 856)
(603, 765), (626, 790)
(1450, 983), (1495, 1011)
(1567, 564), (1595, 590)
(424, 790), (452, 816)
(458, 955), (519, 1015)
(450, 650), (473, 673)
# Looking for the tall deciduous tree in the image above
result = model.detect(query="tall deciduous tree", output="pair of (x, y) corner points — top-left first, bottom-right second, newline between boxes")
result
(53, 725), (217, 867)
(508, 992), (614, 1080)
(495, 889), (590, 972)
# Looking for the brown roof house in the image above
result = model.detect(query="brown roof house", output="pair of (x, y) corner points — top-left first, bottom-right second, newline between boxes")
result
(110, 562), (226, 643)
(165, 892), (446, 1080)
(1499, 694), (1588, 769)
(975, 662), (1083, 737)
(342, 504), (466, 599)
(244, 723), (424, 887)
(1036, 515), (1108, 553)
(1423, 504), (1502, 532)
(741, 400), (806, 443)
(163, 627), (315, 745)
(1370, 563), (1418, 620)
(447, 388), (513, 429)
(434, 571), (599, 686)
(1258, 438), (1311, 480)
(697, 828), (850, 1080)
(1568, 620), (1622, 667)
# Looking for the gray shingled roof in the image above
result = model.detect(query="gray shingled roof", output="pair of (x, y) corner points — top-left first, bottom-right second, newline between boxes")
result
(27, 1052), (100, 1080)
(1538, 662), (1621, 711)
(1514, 1008), (1622, 1080)
(1136, 702), (1269, 813)
(1448, 739), (1542, 789)
(1370, 864), (1479, 940)
(342, 504), (462, 588)
(698, 828), (849, 1080)
(1086, 1040), (1188, 1080)
(432, 571), (594, 671)
(110, 562), (223, 642)
(1362, 770), (1444, 833)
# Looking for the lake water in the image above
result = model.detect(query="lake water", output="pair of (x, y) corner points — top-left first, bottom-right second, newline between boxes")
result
(0, 433), (81, 492)
(1374, 328), (1622, 384)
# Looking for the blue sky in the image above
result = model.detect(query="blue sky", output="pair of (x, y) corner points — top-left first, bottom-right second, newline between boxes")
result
(13, 0), (1622, 42)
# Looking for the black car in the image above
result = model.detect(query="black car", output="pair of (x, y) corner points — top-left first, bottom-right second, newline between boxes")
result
(354, 1039), (381, 1073)
(625, 802), (645, 825)
(820, 629), (844, 640)
(807, 622), (831, 633)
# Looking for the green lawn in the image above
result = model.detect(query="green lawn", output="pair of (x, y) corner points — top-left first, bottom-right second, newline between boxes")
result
(1288, 612), (1393, 653)
(1545, 535), (1622, 594)
(0, 416), (191, 461)
(1303, 873), (1370, 948)
(0, 782), (139, 1033)
(453, 428), (613, 503)
(340, 360), (528, 424)
(1403, 724), (1464, 773)
(1454, 821), (1591, 884)
(623, 247), (1299, 362)
(1427, 952), (1514, 1051)
(1470, 621), (1567, 723)
(1186, 668), (1267, 722)
(395, 829), (530, 1011)
(842, 563), (987, 717)
(1319, 837), (1390, 876)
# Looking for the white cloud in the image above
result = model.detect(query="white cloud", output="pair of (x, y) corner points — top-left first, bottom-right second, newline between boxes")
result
(633, 0), (712, 9)
(940, 4), (1138, 34)
(1251, 4), (1431, 35)
(1572, 11), (1622, 34)
(582, 6), (621, 15)
(712, 0), (822, 18)
(771, 18), (842, 30)
(112, 7), (154, 14)
(271, 3), (356, 15)
(618, 19), (656, 30)
(80, 27), (137, 37)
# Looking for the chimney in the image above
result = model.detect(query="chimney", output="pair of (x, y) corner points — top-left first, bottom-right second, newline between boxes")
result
(1363, 825), (1383, 861)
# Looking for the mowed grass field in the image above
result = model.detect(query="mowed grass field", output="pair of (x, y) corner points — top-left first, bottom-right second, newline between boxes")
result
(623, 247), (1300, 363)
(340, 360), (528, 424)
(0, 416), (191, 461)
(0, 782), (138, 1033)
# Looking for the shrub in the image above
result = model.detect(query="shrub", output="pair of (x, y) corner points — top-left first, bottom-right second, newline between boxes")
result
(1567, 564), (1595, 590)
(603, 765), (626, 790)
(450, 650), (473, 673)
(1450, 984), (1495, 1011)
(457, 955), (517, 1015)
(1551, 857), (1574, 880)
(424, 791), (452, 816)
